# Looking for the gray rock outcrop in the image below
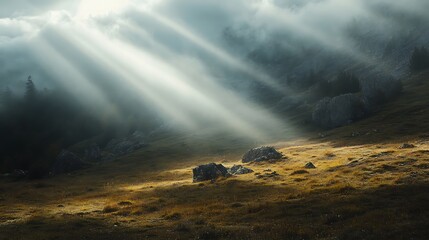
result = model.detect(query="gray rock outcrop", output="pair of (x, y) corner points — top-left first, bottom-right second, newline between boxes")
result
(242, 147), (283, 163)
(305, 162), (316, 169)
(228, 165), (254, 175)
(192, 163), (229, 182)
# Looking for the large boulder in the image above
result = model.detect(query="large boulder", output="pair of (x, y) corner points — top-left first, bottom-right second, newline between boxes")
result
(242, 147), (283, 163)
(105, 131), (147, 156)
(192, 163), (229, 182)
(312, 93), (366, 129)
(51, 150), (86, 175)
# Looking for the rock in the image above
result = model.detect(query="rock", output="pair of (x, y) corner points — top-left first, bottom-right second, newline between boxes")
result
(228, 165), (253, 175)
(192, 163), (229, 182)
(242, 147), (283, 163)
(399, 143), (415, 149)
(105, 131), (147, 156)
(51, 150), (87, 175)
(305, 162), (316, 169)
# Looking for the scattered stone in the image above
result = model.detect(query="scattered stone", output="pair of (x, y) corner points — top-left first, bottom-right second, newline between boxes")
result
(370, 151), (394, 158)
(51, 150), (87, 175)
(192, 163), (229, 182)
(305, 162), (316, 169)
(396, 159), (417, 166)
(399, 143), (415, 149)
(242, 147), (283, 163)
(228, 165), (253, 175)
(263, 169), (272, 172)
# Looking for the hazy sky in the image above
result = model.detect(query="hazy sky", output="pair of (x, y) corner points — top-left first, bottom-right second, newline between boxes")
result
(0, 0), (428, 139)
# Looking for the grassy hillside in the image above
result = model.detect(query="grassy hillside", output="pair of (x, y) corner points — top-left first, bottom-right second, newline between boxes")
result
(1, 72), (429, 239)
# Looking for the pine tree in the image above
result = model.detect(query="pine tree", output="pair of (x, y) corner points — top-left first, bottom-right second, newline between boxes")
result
(25, 75), (36, 100)
(410, 47), (429, 72)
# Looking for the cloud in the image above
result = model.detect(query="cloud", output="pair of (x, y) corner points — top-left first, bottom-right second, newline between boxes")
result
(0, 0), (428, 139)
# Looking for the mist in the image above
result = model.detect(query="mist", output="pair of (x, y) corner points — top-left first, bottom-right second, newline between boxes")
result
(1, 0), (429, 149)
(2, 1), (429, 238)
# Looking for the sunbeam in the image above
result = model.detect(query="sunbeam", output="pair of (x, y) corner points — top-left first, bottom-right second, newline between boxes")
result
(36, 20), (289, 140)
(135, 5), (291, 94)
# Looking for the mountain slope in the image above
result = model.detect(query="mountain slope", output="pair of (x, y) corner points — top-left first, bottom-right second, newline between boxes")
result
(0, 72), (429, 239)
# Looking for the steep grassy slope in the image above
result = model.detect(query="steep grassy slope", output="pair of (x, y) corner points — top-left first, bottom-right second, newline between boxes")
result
(0, 72), (429, 240)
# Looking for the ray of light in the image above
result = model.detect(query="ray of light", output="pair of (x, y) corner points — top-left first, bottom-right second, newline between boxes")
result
(115, 20), (291, 138)
(135, 5), (291, 94)
(28, 37), (117, 117)
(43, 22), (289, 140)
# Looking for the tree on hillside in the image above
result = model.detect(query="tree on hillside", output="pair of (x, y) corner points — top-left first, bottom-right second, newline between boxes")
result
(312, 71), (360, 99)
(410, 47), (429, 73)
(332, 71), (360, 96)
(25, 75), (36, 100)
